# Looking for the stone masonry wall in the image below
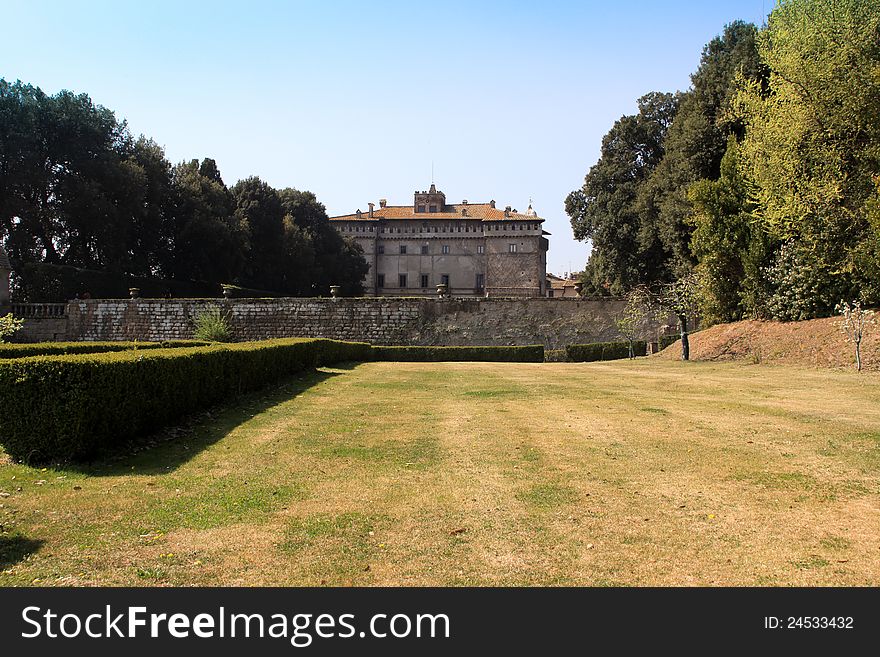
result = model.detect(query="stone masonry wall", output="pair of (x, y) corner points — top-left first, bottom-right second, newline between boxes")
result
(62, 297), (638, 348)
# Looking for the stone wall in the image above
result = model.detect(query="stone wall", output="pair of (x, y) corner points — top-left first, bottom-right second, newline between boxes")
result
(16, 317), (69, 343)
(60, 297), (641, 348)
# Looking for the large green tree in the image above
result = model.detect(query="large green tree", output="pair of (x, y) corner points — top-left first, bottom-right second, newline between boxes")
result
(278, 188), (368, 296)
(688, 137), (773, 323)
(638, 21), (764, 277)
(566, 92), (681, 294)
(163, 159), (244, 284)
(738, 0), (880, 317)
(0, 79), (370, 298)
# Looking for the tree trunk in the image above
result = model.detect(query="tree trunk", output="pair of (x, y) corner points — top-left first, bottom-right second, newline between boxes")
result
(628, 339), (634, 359)
(855, 340), (862, 372)
(679, 315), (689, 361)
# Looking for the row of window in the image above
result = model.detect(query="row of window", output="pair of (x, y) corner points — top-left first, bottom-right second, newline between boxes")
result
(339, 223), (538, 234)
(376, 244), (522, 255)
(377, 273), (486, 289)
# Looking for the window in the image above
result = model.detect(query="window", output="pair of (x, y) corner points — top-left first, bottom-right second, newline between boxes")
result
(421, 244), (429, 255)
(508, 244), (518, 253)
(377, 274), (385, 288)
(420, 274), (429, 288)
(399, 274), (407, 288)
(377, 244), (385, 254)
(400, 245), (407, 254)
(441, 274), (450, 286)
(442, 245), (450, 254)
(429, 205), (438, 212)
(548, 289), (554, 298)
(418, 204), (426, 213)
(477, 245), (485, 254)
(476, 273), (485, 289)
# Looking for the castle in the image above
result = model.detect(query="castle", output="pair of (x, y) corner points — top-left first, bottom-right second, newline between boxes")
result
(328, 184), (549, 297)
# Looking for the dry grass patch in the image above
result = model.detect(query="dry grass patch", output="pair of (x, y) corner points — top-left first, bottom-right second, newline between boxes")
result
(1, 360), (879, 586)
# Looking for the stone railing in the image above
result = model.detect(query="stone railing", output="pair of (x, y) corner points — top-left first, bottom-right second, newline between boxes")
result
(12, 302), (68, 318)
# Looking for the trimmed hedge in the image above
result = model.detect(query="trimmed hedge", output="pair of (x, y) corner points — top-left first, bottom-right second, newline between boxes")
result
(659, 334), (680, 350)
(566, 341), (647, 362)
(0, 338), (371, 463)
(0, 340), (210, 359)
(370, 345), (544, 362)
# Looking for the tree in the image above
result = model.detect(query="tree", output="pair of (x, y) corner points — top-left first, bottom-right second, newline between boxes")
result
(638, 21), (765, 278)
(566, 92), (681, 294)
(278, 188), (368, 296)
(687, 136), (772, 323)
(659, 273), (700, 361)
(835, 300), (875, 372)
(737, 0), (880, 317)
(615, 286), (652, 358)
(233, 177), (287, 291)
(164, 159), (244, 284)
(0, 313), (24, 342)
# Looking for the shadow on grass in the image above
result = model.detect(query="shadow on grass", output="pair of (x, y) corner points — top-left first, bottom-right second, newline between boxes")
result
(0, 534), (44, 569)
(69, 365), (352, 477)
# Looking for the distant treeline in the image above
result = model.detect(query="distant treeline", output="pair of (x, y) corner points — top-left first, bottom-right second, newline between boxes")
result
(567, 0), (880, 323)
(0, 80), (368, 299)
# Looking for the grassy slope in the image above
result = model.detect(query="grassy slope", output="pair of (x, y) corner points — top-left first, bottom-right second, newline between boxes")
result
(657, 317), (880, 370)
(1, 360), (879, 586)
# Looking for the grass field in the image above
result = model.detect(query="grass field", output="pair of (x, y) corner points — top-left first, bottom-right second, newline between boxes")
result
(1, 359), (879, 586)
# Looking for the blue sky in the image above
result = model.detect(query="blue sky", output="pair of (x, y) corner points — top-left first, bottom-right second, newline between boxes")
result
(2, 0), (769, 275)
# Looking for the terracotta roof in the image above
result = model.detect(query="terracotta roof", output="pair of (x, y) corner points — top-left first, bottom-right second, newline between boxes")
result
(546, 274), (578, 290)
(329, 203), (542, 222)
(0, 244), (10, 270)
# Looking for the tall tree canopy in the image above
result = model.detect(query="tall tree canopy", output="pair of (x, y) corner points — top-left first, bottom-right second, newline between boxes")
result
(638, 20), (765, 276)
(738, 0), (880, 318)
(566, 91), (681, 294)
(568, 4), (880, 325)
(0, 79), (367, 297)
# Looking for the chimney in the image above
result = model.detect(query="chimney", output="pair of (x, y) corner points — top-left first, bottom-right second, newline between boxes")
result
(504, 208), (510, 218)
(489, 200), (495, 208)
(461, 208), (468, 216)
(462, 199), (468, 205)
(368, 202), (374, 218)
(356, 209), (362, 219)
(379, 198), (387, 208)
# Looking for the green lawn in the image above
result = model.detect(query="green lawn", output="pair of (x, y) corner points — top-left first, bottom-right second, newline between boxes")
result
(1, 359), (879, 586)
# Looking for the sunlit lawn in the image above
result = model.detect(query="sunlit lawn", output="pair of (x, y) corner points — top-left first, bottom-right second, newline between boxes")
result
(1, 359), (879, 586)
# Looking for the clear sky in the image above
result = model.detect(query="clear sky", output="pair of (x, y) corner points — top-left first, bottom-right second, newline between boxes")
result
(2, 0), (769, 276)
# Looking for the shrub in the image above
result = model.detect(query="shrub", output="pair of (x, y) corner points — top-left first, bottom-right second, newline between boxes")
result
(0, 338), (371, 463)
(0, 340), (210, 359)
(544, 349), (568, 362)
(0, 313), (25, 342)
(370, 345), (544, 362)
(566, 341), (647, 362)
(193, 306), (232, 342)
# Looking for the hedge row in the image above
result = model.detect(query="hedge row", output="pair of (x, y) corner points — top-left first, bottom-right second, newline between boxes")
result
(370, 345), (544, 362)
(0, 340), (210, 359)
(566, 341), (647, 362)
(0, 338), (371, 463)
(659, 334), (680, 350)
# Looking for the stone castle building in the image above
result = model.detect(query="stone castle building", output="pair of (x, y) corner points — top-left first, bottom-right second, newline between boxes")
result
(329, 184), (549, 297)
